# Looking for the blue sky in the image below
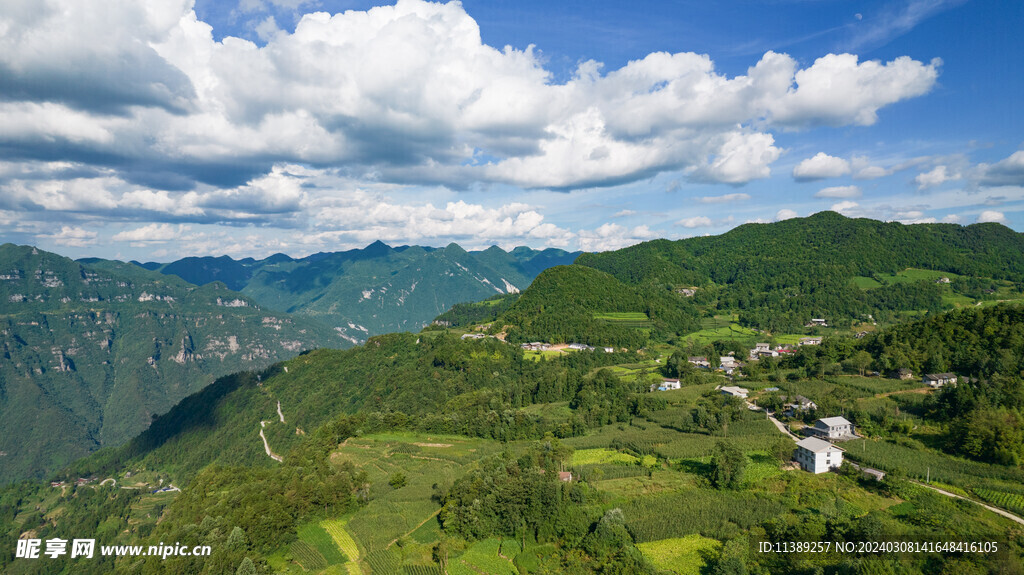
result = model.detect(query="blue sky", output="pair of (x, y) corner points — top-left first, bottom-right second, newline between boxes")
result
(1, 0), (1022, 260)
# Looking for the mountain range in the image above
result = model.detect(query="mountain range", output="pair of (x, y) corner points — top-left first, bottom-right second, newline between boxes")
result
(134, 242), (579, 344)
(0, 244), (343, 483)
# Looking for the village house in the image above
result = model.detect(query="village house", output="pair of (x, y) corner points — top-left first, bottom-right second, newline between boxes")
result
(782, 395), (817, 416)
(651, 379), (682, 392)
(893, 368), (914, 380)
(688, 356), (710, 368)
(923, 373), (958, 388)
(676, 287), (697, 297)
(805, 318), (828, 327)
(568, 343), (595, 351)
(603, 347), (614, 353)
(461, 333), (486, 340)
(806, 416), (856, 440)
(720, 386), (749, 399)
(794, 437), (845, 473)
(936, 277), (951, 284)
(558, 471), (573, 482)
(719, 356), (741, 374)
(520, 342), (550, 351)
(799, 337), (822, 346)
(749, 343), (778, 360)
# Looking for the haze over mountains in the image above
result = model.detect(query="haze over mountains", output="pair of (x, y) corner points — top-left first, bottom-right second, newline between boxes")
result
(134, 242), (580, 344)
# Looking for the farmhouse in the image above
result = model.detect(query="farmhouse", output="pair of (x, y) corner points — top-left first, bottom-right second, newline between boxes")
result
(923, 373), (958, 388)
(798, 337), (822, 346)
(794, 437), (845, 474)
(805, 318), (828, 327)
(893, 368), (914, 380)
(720, 386), (749, 399)
(688, 356), (710, 368)
(806, 416), (856, 440)
(651, 379), (681, 392)
(936, 277), (951, 284)
(567, 343), (595, 351)
(783, 395), (817, 416)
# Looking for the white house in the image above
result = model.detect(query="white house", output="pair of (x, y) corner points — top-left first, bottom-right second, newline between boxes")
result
(794, 437), (845, 473)
(651, 379), (682, 392)
(807, 416), (856, 440)
(799, 337), (822, 346)
(923, 373), (957, 388)
(805, 318), (828, 327)
(720, 386), (749, 399)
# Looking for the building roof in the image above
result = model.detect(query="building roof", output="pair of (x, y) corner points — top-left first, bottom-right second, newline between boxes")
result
(720, 386), (749, 396)
(924, 373), (956, 380)
(817, 416), (852, 427)
(796, 437), (845, 453)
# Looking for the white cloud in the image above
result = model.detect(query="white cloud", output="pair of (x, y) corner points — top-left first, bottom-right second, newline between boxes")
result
(853, 165), (892, 179)
(815, 185), (862, 199)
(696, 193), (751, 204)
(612, 209), (636, 217)
(793, 152), (851, 181)
(40, 225), (98, 247)
(576, 223), (656, 252)
(977, 210), (1008, 224)
(677, 216), (713, 228)
(831, 201), (860, 215)
(914, 165), (960, 189)
(0, 0), (941, 195)
(766, 53), (940, 128)
(775, 209), (798, 220)
(112, 223), (189, 242)
(977, 151), (1024, 187)
(941, 214), (961, 223)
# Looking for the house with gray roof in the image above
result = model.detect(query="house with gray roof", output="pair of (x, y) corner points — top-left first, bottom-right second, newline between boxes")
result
(794, 437), (845, 474)
(806, 416), (856, 440)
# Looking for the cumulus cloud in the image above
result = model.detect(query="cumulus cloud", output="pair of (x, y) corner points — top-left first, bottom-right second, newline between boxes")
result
(831, 201), (860, 215)
(676, 216), (713, 228)
(793, 153), (851, 181)
(576, 223), (657, 252)
(776, 209), (798, 220)
(977, 151), (1024, 187)
(815, 185), (862, 199)
(40, 225), (99, 247)
(0, 0), (941, 197)
(112, 223), (190, 242)
(914, 165), (960, 189)
(977, 210), (1008, 224)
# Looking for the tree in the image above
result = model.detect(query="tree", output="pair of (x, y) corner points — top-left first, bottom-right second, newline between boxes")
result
(236, 557), (256, 575)
(709, 441), (746, 489)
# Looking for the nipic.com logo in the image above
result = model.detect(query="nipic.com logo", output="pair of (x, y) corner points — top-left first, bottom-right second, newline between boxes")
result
(15, 538), (211, 560)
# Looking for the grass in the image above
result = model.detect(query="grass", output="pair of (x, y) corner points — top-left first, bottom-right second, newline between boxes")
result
(637, 534), (721, 575)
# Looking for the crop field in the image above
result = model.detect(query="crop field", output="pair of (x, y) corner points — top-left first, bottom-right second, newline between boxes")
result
(299, 522), (349, 565)
(972, 488), (1024, 516)
(637, 534), (721, 575)
(593, 311), (654, 328)
(844, 438), (1024, 489)
(623, 489), (787, 543)
(683, 322), (760, 345)
(571, 448), (640, 466)
(449, 539), (517, 575)
(322, 519), (361, 563)
(290, 539), (328, 571)
(876, 268), (961, 284)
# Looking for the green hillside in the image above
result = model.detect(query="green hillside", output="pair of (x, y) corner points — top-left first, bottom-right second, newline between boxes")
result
(571, 212), (1024, 332)
(0, 244), (343, 484)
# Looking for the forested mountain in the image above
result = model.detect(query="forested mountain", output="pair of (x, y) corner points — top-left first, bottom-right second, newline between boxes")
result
(138, 242), (579, 343)
(0, 244), (343, 484)
(556, 211), (1024, 333)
